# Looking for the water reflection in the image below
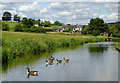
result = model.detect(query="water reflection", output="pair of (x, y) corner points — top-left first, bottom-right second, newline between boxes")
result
(88, 45), (108, 53)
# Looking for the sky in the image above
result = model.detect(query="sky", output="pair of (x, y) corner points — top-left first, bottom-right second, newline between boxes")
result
(0, 1), (119, 25)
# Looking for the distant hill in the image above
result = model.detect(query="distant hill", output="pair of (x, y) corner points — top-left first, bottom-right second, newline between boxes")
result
(107, 22), (120, 27)
(108, 22), (120, 24)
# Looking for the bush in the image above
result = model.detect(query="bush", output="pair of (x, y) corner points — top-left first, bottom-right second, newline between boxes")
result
(45, 29), (53, 32)
(14, 24), (23, 32)
(92, 30), (99, 36)
(24, 27), (46, 33)
(81, 29), (87, 35)
(24, 28), (31, 32)
(31, 26), (37, 29)
(2, 22), (9, 31)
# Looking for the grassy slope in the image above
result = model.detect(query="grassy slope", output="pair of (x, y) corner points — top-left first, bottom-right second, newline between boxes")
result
(2, 21), (19, 31)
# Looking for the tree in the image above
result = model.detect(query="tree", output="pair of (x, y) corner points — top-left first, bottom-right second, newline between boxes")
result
(108, 24), (120, 37)
(88, 17), (109, 36)
(43, 21), (51, 27)
(36, 19), (41, 26)
(54, 21), (62, 26)
(2, 22), (9, 31)
(54, 21), (59, 25)
(13, 14), (20, 22)
(67, 24), (71, 25)
(21, 18), (34, 28)
(2, 11), (12, 21)
(21, 17), (28, 28)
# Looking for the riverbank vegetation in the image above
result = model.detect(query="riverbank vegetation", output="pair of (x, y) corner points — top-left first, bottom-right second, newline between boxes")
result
(2, 31), (107, 64)
(115, 43), (120, 51)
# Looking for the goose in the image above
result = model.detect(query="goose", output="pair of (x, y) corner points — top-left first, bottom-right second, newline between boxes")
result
(45, 60), (53, 65)
(49, 58), (54, 62)
(56, 59), (62, 63)
(50, 56), (55, 60)
(26, 67), (38, 76)
(63, 57), (69, 63)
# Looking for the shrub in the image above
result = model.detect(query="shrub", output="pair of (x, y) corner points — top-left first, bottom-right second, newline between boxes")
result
(24, 27), (46, 33)
(24, 28), (31, 32)
(31, 26), (37, 29)
(2, 22), (9, 31)
(92, 30), (99, 36)
(14, 24), (23, 32)
(35, 27), (46, 33)
(45, 29), (53, 32)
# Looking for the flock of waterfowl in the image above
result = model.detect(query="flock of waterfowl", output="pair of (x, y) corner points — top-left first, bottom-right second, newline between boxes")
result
(45, 56), (69, 66)
(26, 56), (69, 78)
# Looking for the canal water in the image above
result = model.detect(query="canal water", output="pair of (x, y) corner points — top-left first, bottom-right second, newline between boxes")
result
(2, 42), (118, 81)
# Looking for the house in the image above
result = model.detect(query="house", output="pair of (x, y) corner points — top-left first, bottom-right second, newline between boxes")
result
(62, 25), (82, 34)
(34, 24), (39, 27)
(52, 26), (62, 32)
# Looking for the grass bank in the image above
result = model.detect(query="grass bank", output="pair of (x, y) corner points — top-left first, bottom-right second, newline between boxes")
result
(2, 21), (19, 31)
(2, 31), (107, 64)
(115, 43), (120, 51)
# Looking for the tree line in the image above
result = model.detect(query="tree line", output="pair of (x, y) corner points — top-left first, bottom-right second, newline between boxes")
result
(2, 11), (120, 37)
(2, 11), (63, 27)
(81, 17), (120, 37)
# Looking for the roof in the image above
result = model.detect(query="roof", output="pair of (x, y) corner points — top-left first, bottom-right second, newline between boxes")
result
(62, 25), (82, 28)
(52, 26), (62, 30)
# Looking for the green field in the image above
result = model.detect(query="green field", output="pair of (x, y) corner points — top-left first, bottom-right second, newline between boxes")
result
(50, 25), (59, 28)
(2, 21), (19, 31)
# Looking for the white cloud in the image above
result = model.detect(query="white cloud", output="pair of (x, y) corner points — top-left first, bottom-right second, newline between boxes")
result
(0, 0), (119, 2)
(99, 13), (118, 22)
(59, 11), (72, 16)
(0, 2), (118, 24)
(104, 3), (118, 12)
(18, 2), (41, 12)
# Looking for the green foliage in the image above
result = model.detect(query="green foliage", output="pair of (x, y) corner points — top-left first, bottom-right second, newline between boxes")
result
(2, 11), (12, 21)
(67, 24), (71, 25)
(92, 30), (99, 36)
(2, 32), (107, 63)
(81, 26), (89, 35)
(21, 18), (34, 28)
(31, 26), (37, 29)
(108, 24), (120, 37)
(2, 22), (9, 31)
(13, 14), (20, 22)
(14, 24), (23, 32)
(2, 50), (8, 64)
(81, 28), (87, 35)
(24, 26), (46, 33)
(43, 21), (51, 27)
(45, 29), (53, 32)
(88, 17), (109, 35)
(54, 21), (62, 26)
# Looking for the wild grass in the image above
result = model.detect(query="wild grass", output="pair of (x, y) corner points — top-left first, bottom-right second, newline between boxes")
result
(115, 43), (120, 50)
(2, 31), (107, 63)
(2, 21), (19, 31)
(47, 32), (94, 37)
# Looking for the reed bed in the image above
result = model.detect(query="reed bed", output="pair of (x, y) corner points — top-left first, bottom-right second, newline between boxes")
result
(2, 32), (107, 63)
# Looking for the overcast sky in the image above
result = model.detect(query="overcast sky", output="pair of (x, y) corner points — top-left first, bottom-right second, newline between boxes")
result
(0, 1), (119, 25)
